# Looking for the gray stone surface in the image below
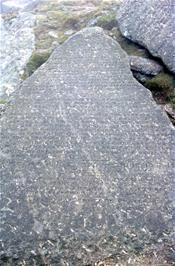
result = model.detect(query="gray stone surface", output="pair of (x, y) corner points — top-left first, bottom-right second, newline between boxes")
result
(129, 56), (163, 76)
(0, 27), (174, 265)
(118, 0), (175, 73)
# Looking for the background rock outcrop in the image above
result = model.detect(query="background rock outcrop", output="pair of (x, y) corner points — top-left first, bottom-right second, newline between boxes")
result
(118, 0), (175, 73)
(0, 27), (174, 265)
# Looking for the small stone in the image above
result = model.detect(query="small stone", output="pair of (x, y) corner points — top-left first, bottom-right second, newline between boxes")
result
(48, 31), (58, 39)
(76, 252), (82, 260)
(64, 29), (75, 36)
(129, 56), (163, 76)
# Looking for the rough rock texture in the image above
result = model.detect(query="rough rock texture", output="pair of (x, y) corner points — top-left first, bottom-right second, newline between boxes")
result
(0, 13), (35, 98)
(0, 27), (174, 265)
(129, 56), (163, 76)
(118, 0), (175, 73)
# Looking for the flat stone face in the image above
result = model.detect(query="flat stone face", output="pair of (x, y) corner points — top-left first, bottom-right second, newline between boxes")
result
(0, 27), (174, 264)
(118, 0), (175, 73)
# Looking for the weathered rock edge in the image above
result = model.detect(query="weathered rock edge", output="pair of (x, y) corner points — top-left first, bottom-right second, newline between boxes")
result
(0, 27), (174, 265)
(117, 0), (175, 74)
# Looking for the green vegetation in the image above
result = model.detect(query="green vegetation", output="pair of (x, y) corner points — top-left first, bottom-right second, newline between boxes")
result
(58, 33), (68, 44)
(47, 10), (70, 20)
(96, 13), (117, 30)
(144, 73), (174, 92)
(144, 73), (175, 111)
(37, 10), (80, 30)
(0, 99), (7, 104)
(25, 51), (51, 76)
(34, 10), (80, 50)
(167, 95), (175, 108)
(35, 35), (54, 50)
(47, 11), (75, 27)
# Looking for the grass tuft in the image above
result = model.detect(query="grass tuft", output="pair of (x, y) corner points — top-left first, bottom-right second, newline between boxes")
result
(25, 51), (51, 76)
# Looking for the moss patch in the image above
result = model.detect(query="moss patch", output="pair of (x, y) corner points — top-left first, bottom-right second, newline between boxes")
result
(96, 13), (117, 30)
(144, 73), (174, 92)
(0, 99), (8, 104)
(25, 51), (51, 76)
(58, 32), (69, 44)
(144, 73), (175, 109)
(33, 0), (121, 54)
(34, 30), (54, 50)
